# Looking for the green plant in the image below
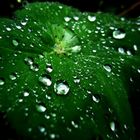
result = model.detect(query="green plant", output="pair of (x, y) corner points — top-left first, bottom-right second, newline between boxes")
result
(0, 1), (140, 140)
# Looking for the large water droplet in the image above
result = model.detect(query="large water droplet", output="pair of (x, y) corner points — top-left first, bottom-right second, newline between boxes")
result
(0, 78), (5, 85)
(12, 40), (19, 46)
(113, 29), (126, 39)
(39, 75), (52, 86)
(88, 15), (96, 22)
(103, 65), (112, 72)
(23, 91), (30, 97)
(36, 104), (46, 113)
(54, 81), (69, 95)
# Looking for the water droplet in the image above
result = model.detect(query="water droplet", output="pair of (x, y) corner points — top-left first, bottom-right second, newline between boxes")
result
(110, 121), (115, 131)
(30, 64), (39, 71)
(23, 91), (29, 97)
(88, 15), (96, 22)
(12, 40), (19, 46)
(64, 17), (71, 22)
(46, 64), (53, 73)
(50, 134), (56, 139)
(39, 126), (46, 133)
(24, 57), (34, 65)
(9, 73), (17, 80)
(71, 121), (78, 128)
(16, 25), (22, 29)
(73, 16), (79, 21)
(113, 29), (126, 39)
(92, 94), (100, 103)
(6, 27), (11, 31)
(118, 47), (125, 54)
(71, 45), (81, 53)
(36, 104), (46, 113)
(21, 21), (27, 26)
(103, 65), (112, 72)
(39, 75), (52, 86)
(133, 44), (138, 51)
(54, 81), (69, 95)
(0, 78), (5, 85)
(74, 78), (80, 84)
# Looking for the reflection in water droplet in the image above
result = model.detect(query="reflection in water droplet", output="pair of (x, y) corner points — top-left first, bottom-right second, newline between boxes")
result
(54, 81), (69, 95)
(0, 78), (5, 85)
(39, 75), (52, 86)
(12, 40), (19, 46)
(103, 65), (112, 72)
(113, 29), (126, 39)
(36, 104), (46, 113)
(88, 15), (96, 22)
(110, 121), (115, 131)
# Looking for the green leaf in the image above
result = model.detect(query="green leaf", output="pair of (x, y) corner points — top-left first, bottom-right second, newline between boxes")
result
(0, 1), (140, 140)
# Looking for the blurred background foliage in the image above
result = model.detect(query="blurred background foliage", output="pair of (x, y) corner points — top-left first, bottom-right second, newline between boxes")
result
(0, 0), (140, 18)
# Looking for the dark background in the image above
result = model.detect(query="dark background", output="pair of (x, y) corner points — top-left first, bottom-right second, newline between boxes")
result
(0, 0), (140, 17)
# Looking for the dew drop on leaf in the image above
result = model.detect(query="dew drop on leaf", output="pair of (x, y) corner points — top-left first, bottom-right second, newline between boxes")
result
(36, 104), (46, 113)
(39, 75), (52, 86)
(71, 45), (81, 53)
(103, 65), (112, 72)
(0, 78), (5, 85)
(87, 15), (96, 22)
(110, 121), (115, 131)
(118, 47), (125, 54)
(46, 64), (53, 73)
(71, 121), (78, 128)
(24, 57), (34, 66)
(6, 27), (11, 31)
(23, 91), (29, 97)
(64, 17), (71, 22)
(113, 29), (126, 39)
(30, 63), (39, 72)
(9, 73), (17, 80)
(54, 81), (70, 95)
(92, 94), (100, 103)
(12, 40), (19, 46)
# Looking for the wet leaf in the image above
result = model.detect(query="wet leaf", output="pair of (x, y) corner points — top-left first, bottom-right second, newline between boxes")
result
(0, 1), (140, 140)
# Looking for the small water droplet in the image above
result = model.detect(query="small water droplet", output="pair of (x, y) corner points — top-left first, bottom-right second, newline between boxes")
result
(24, 57), (34, 65)
(30, 64), (39, 71)
(92, 94), (100, 103)
(39, 126), (46, 133)
(110, 121), (115, 131)
(0, 78), (5, 85)
(39, 75), (52, 86)
(118, 47), (125, 54)
(137, 68), (140, 73)
(54, 81), (69, 95)
(133, 44), (138, 51)
(9, 73), (17, 80)
(74, 78), (80, 84)
(103, 65), (112, 72)
(46, 64), (53, 73)
(71, 121), (78, 128)
(73, 16), (79, 21)
(36, 104), (46, 113)
(21, 21), (27, 26)
(6, 27), (11, 31)
(23, 91), (29, 97)
(88, 15), (96, 22)
(16, 25), (22, 29)
(113, 29), (126, 39)
(12, 40), (19, 46)
(64, 17), (71, 22)
(50, 134), (56, 139)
